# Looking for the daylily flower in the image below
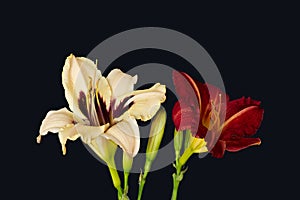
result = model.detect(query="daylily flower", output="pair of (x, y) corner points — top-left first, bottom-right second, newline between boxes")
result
(37, 54), (166, 159)
(172, 71), (264, 158)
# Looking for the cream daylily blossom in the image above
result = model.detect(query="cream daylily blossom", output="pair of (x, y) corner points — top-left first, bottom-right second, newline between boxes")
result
(37, 54), (166, 159)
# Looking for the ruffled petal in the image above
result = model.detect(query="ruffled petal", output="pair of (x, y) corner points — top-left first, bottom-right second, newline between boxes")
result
(106, 69), (137, 101)
(58, 124), (80, 155)
(104, 117), (140, 157)
(37, 108), (80, 155)
(62, 54), (101, 119)
(76, 123), (110, 144)
(38, 108), (74, 138)
(221, 105), (264, 140)
(226, 97), (261, 120)
(124, 83), (166, 121)
(225, 138), (261, 152)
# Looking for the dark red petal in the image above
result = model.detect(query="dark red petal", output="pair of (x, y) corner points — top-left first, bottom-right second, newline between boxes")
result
(221, 106), (264, 140)
(172, 100), (200, 134)
(195, 82), (210, 111)
(172, 70), (200, 106)
(225, 138), (261, 152)
(172, 101), (182, 130)
(210, 140), (226, 158)
(226, 97), (261, 120)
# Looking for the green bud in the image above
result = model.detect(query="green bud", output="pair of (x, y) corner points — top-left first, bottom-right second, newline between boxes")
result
(146, 107), (167, 163)
(174, 129), (183, 160)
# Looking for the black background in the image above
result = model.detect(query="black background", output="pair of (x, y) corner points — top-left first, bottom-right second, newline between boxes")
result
(5, 2), (297, 200)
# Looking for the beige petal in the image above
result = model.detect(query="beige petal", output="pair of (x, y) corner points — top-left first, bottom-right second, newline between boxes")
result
(124, 83), (166, 121)
(104, 117), (140, 157)
(96, 76), (112, 111)
(62, 54), (101, 119)
(38, 108), (74, 138)
(106, 69), (137, 108)
(37, 108), (79, 155)
(76, 123), (110, 144)
(58, 124), (80, 155)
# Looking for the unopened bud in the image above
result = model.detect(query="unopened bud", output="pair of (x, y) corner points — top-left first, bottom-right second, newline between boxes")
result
(174, 129), (183, 160)
(146, 107), (167, 163)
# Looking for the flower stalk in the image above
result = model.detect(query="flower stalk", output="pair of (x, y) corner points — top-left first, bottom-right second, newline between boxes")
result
(172, 129), (184, 200)
(172, 129), (207, 200)
(137, 161), (150, 200)
(171, 163), (183, 200)
(107, 162), (123, 200)
(137, 107), (166, 200)
(123, 152), (133, 198)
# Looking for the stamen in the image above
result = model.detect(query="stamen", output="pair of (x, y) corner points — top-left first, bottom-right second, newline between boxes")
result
(216, 94), (222, 128)
(209, 100), (217, 129)
(209, 97), (221, 131)
(90, 89), (100, 126)
(95, 84), (106, 125)
(86, 76), (101, 126)
(86, 77), (93, 118)
(217, 94), (222, 114)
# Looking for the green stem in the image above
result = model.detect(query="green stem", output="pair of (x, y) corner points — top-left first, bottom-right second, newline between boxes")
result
(137, 171), (148, 200)
(171, 147), (194, 200)
(172, 176), (180, 200)
(171, 163), (182, 200)
(122, 152), (133, 198)
(108, 164), (123, 200)
(123, 171), (129, 196)
(137, 160), (151, 200)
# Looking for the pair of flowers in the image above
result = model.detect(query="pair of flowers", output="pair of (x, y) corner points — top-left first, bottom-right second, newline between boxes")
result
(37, 54), (264, 199)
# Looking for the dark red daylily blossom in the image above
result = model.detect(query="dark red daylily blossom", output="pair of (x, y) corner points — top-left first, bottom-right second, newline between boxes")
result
(172, 71), (264, 158)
